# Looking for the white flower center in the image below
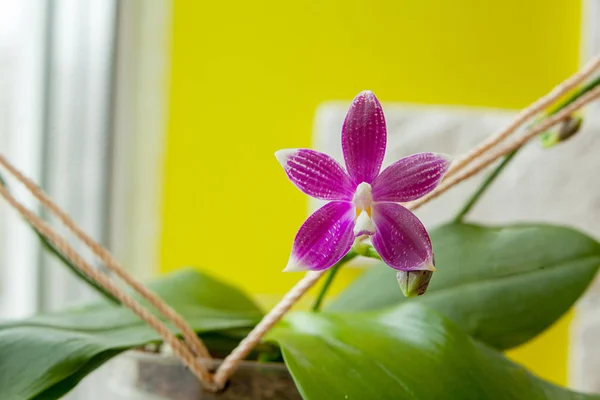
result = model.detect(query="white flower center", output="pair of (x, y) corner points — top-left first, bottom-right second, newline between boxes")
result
(352, 182), (373, 211)
(352, 182), (375, 236)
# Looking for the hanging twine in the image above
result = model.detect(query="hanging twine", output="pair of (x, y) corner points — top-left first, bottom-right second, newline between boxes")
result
(443, 55), (600, 181)
(408, 82), (600, 211)
(0, 182), (217, 390)
(0, 56), (598, 392)
(0, 155), (211, 363)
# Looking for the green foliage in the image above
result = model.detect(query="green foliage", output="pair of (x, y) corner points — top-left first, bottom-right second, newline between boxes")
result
(0, 268), (263, 400)
(270, 304), (600, 400)
(3, 222), (600, 399)
(328, 223), (600, 349)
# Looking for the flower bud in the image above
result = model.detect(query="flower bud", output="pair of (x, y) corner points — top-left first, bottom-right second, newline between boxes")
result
(397, 270), (433, 298)
(558, 115), (583, 141)
(540, 115), (583, 148)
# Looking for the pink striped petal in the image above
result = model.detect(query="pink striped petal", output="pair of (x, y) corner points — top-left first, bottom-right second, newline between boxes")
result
(276, 149), (355, 201)
(284, 201), (355, 272)
(341, 91), (387, 185)
(372, 153), (451, 202)
(371, 202), (434, 271)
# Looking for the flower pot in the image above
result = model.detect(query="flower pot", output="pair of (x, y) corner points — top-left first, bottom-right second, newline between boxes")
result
(78, 350), (301, 400)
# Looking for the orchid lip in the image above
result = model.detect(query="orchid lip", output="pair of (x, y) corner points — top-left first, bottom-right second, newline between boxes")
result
(354, 210), (375, 237)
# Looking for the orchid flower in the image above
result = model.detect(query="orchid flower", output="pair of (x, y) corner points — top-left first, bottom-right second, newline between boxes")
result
(276, 91), (451, 285)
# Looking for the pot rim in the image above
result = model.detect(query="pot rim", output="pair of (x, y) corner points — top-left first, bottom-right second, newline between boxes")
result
(127, 349), (288, 370)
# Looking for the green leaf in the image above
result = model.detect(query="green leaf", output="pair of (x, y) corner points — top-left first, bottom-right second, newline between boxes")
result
(269, 304), (599, 400)
(0, 268), (263, 400)
(328, 223), (600, 349)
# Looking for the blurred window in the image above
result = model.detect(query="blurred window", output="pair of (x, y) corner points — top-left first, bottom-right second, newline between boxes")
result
(0, 0), (168, 319)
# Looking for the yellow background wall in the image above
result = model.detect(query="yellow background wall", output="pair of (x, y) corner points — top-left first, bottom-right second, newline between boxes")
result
(161, 0), (581, 385)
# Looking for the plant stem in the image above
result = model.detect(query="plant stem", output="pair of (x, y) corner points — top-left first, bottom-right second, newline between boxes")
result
(311, 265), (342, 312)
(454, 149), (519, 223)
(311, 252), (357, 312)
(361, 245), (382, 261)
(547, 74), (600, 116)
(0, 174), (121, 305)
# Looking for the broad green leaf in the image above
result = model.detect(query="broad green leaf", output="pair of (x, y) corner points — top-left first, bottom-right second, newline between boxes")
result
(269, 304), (599, 400)
(0, 268), (263, 400)
(328, 223), (600, 349)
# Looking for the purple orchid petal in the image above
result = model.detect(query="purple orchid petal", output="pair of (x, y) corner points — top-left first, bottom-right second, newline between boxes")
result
(284, 201), (355, 272)
(342, 91), (387, 185)
(275, 149), (354, 201)
(372, 153), (451, 202)
(371, 202), (434, 271)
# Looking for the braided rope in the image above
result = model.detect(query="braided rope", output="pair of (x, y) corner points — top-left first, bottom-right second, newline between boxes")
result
(444, 55), (600, 179)
(408, 84), (600, 210)
(0, 154), (211, 362)
(0, 184), (217, 390)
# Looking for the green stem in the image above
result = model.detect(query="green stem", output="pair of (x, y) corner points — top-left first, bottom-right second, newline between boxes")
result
(0, 174), (121, 305)
(311, 265), (342, 312)
(352, 240), (382, 261)
(362, 246), (382, 261)
(311, 252), (358, 312)
(547, 74), (600, 116)
(454, 149), (519, 223)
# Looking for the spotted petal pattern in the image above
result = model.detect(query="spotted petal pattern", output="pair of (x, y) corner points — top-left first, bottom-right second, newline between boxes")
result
(276, 149), (355, 201)
(372, 153), (451, 202)
(285, 201), (356, 272)
(341, 91), (387, 185)
(371, 202), (434, 271)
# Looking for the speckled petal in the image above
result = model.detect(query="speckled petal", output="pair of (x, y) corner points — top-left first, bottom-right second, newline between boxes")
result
(372, 153), (451, 202)
(276, 149), (355, 201)
(341, 91), (387, 185)
(371, 202), (434, 271)
(284, 201), (355, 272)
